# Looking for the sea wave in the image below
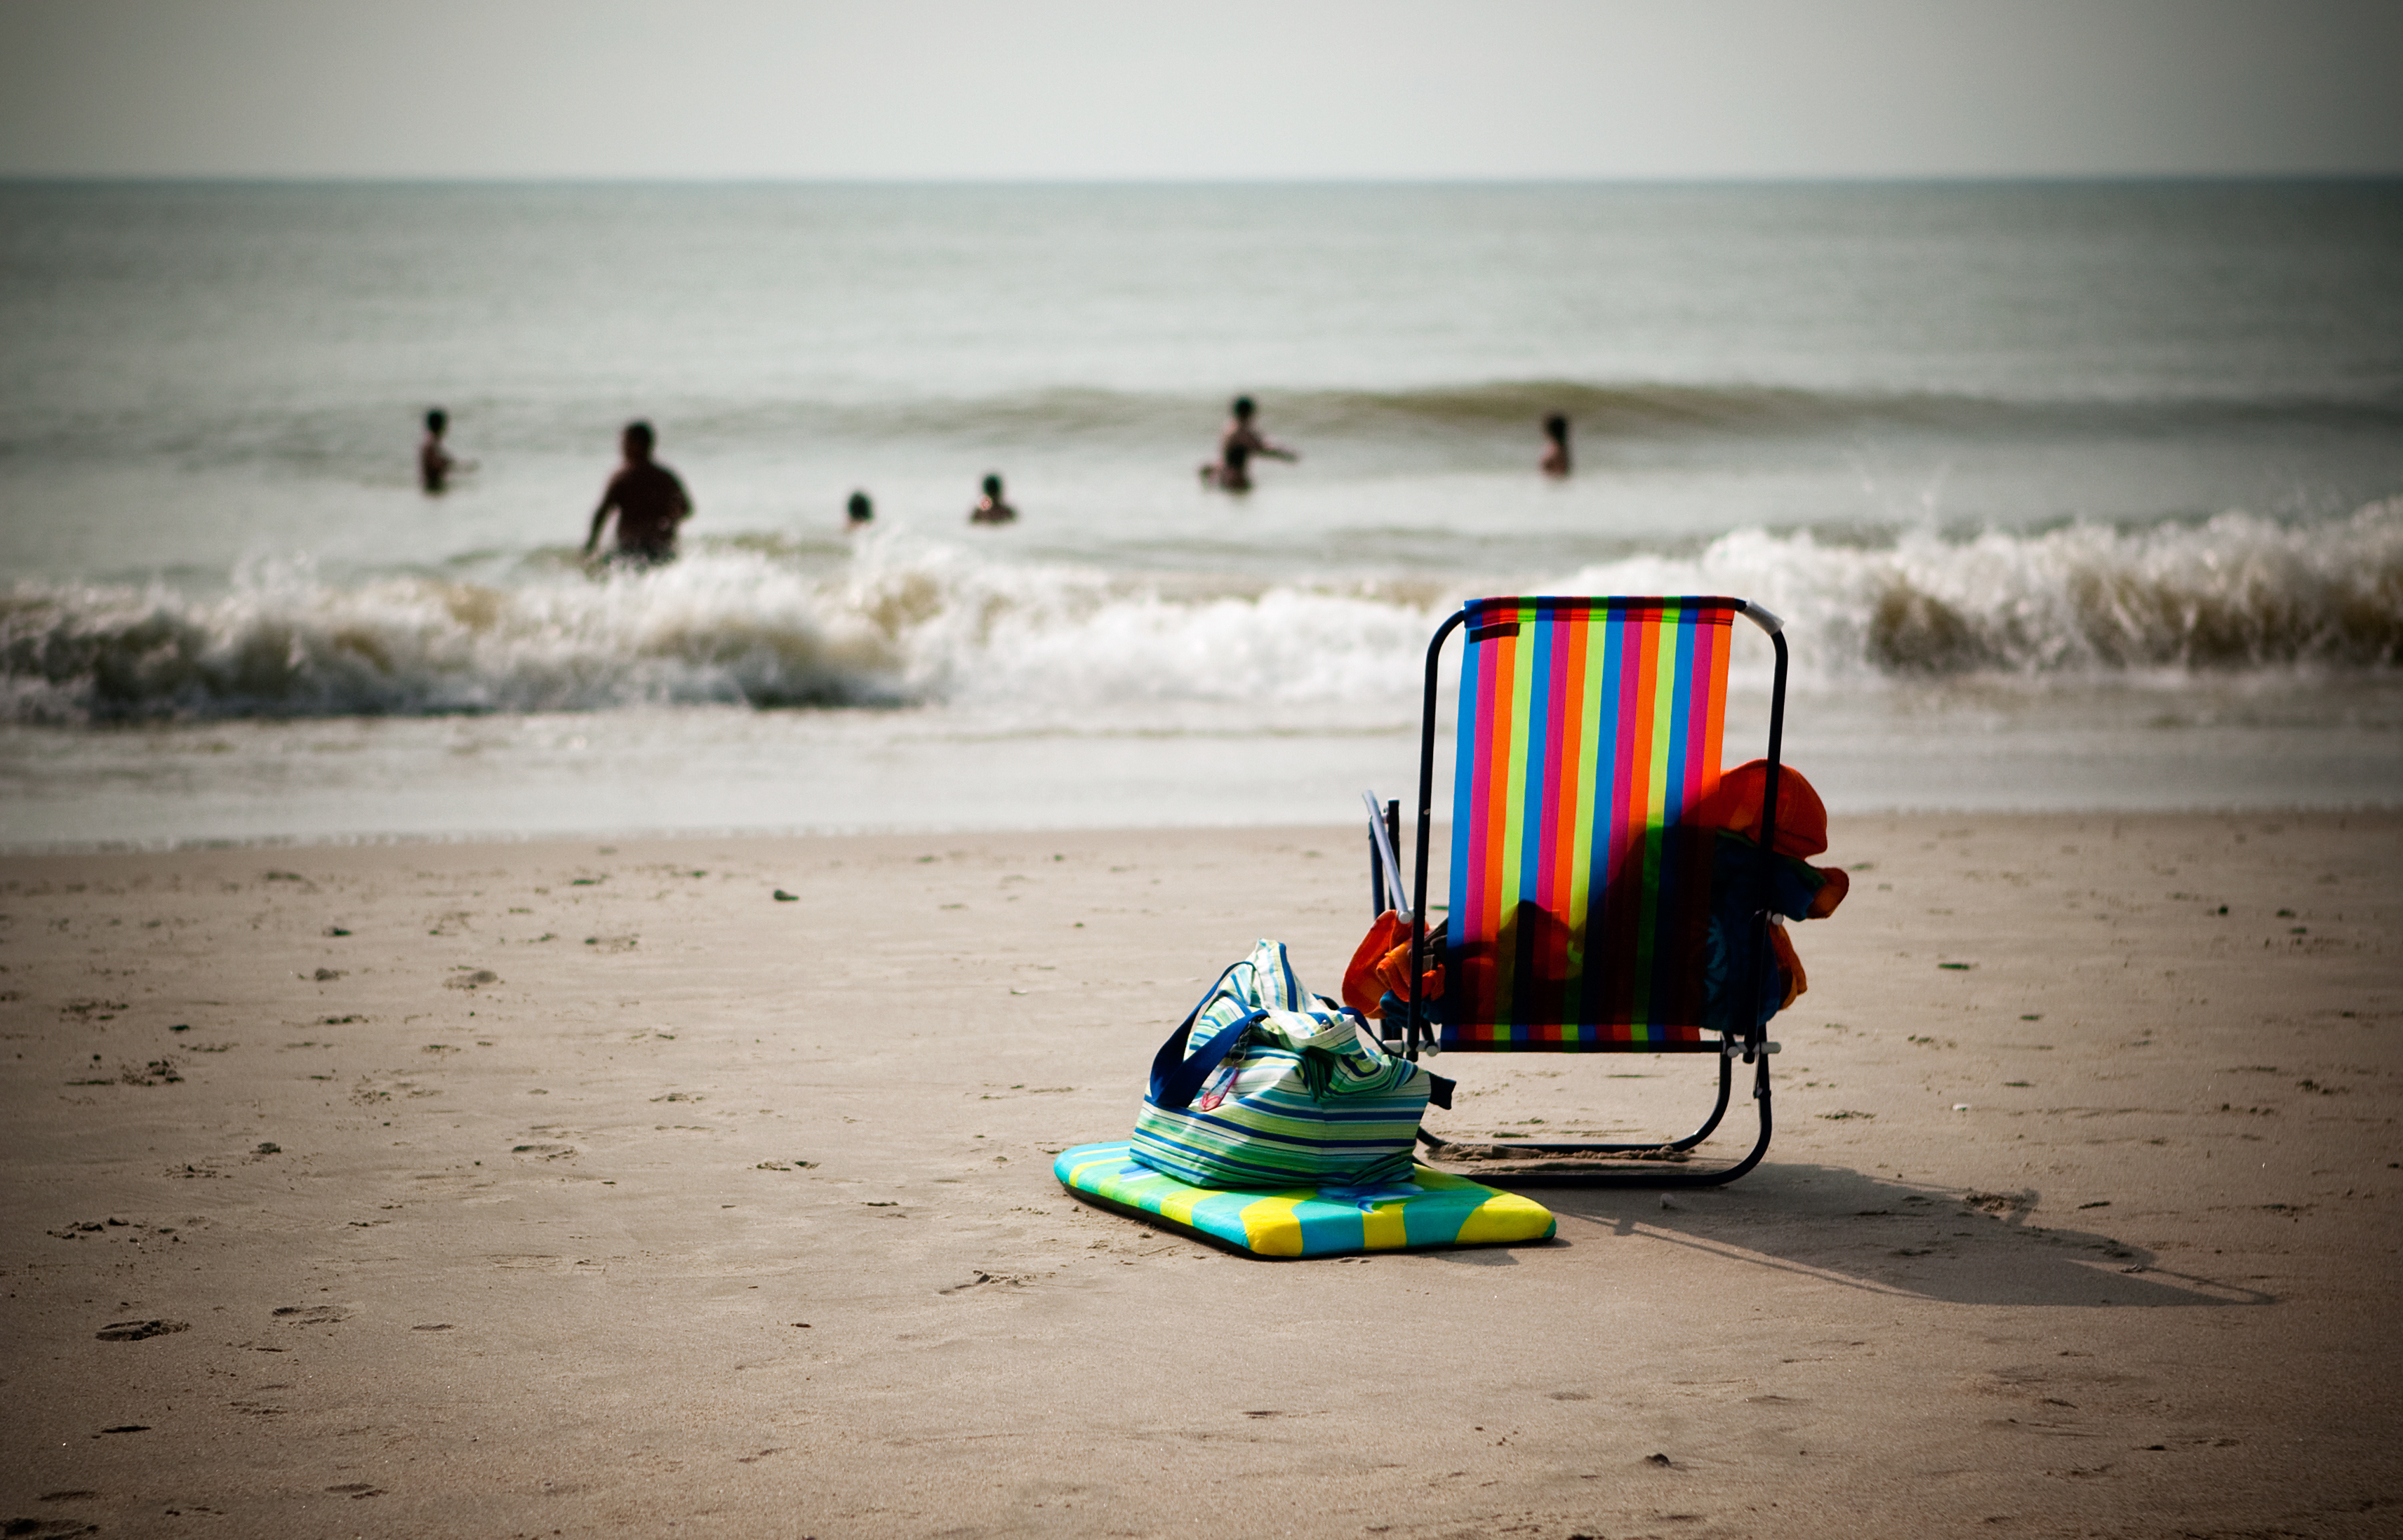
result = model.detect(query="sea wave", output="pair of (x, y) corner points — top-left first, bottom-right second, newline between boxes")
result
(1567, 500), (2403, 679)
(719, 378), (2403, 449)
(13, 377), (2397, 476)
(1277, 380), (2403, 443)
(4, 504), (2397, 723)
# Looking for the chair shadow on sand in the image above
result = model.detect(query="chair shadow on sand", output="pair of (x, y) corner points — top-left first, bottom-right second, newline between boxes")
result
(1425, 1164), (2273, 1308)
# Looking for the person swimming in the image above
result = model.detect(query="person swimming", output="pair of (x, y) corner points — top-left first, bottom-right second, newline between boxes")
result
(583, 420), (693, 565)
(968, 473), (1016, 524)
(846, 489), (874, 530)
(1541, 413), (1571, 477)
(419, 408), (468, 493)
(1202, 395), (1296, 490)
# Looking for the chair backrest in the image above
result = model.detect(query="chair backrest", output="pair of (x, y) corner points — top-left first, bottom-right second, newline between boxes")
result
(1441, 596), (1738, 1049)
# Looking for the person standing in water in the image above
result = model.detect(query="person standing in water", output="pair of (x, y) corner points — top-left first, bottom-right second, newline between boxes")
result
(968, 473), (1016, 524)
(419, 408), (460, 493)
(1202, 395), (1296, 490)
(846, 490), (874, 531)
(1540, 413), (1571, 477)
(583, 420), (692, 565)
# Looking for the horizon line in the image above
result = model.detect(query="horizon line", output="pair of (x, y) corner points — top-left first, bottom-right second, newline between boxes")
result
(6, 170), (2402, 189)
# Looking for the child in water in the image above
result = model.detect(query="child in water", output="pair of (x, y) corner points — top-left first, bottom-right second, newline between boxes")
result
(969, 474), (1016, 524)
(1540, 413), (1571, 476)
(419, 408), (473, 493)
(1201, 396), (1296, 490)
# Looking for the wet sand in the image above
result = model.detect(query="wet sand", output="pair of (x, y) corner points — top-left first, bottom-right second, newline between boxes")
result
(3, 813), (2398, 1538)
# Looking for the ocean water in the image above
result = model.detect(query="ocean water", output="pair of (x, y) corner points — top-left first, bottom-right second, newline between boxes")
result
(2, 182), (2399, 848)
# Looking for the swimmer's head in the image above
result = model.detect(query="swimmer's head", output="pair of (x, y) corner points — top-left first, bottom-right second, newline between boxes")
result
(983, 474), (1004, 497)
(1544, 413), (1569, 442)
(622, 420), (655, 460)
(1232, 396), (1256, 421)
(847, 490), (873, 523)
(425, 408), (447, 434)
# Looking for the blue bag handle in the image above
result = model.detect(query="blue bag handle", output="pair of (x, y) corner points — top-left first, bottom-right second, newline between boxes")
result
(1147, 1009), (1268, 1111)
(1146, 960), (1272, 1111)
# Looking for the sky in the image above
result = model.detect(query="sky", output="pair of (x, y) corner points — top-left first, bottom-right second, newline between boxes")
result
(3, 0), (2399, 181)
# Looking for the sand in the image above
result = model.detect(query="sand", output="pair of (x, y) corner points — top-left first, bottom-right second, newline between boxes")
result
(3, 813), (2398, 1539)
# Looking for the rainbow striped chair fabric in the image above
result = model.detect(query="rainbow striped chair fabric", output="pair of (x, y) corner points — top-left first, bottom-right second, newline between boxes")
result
(1374, 594), (1792, 1186)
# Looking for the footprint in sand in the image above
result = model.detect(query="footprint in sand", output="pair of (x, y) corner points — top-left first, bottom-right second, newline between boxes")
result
(272, 1305), (352, 1326)
(94, 1319), (189, 1341)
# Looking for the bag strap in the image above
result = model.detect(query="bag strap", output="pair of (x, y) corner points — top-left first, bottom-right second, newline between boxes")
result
(1147, 960), (1271, 1111)
(1147, 1010), (1268, 1111)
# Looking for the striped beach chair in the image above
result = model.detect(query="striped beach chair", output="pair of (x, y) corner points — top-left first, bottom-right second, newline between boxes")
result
(1367, 595), (1792, 1186)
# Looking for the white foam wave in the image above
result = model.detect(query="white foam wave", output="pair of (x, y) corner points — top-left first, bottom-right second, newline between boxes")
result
(1555, 500), (2403, 683)
(4, 504), (2397, 723)
(0, 554), (910, 722)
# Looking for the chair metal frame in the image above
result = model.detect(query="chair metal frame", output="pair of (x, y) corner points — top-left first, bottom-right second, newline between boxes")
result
(1373, 594), (1790, 1188)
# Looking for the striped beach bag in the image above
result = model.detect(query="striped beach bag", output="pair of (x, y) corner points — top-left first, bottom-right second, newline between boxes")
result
(1130, 939), (1451, 1191)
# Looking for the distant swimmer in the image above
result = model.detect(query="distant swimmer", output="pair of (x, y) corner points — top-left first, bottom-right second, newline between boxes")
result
(1541, 413), (1571, 477)
(583, 420), (693, 565)
(846, 490), (874, 530)
(969, 473), (1016, 525)
(1201, 395), (1296, 491)
(419, 408), (471, 494)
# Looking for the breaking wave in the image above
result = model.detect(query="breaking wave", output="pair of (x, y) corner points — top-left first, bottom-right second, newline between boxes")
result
(4, 504), (2398, 723)
(1569, 500), (2403, 680)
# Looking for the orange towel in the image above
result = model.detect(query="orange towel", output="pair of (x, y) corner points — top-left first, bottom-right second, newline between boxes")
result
(1695, 759), (1829, 858)
(1343, 911), (1444, 1019)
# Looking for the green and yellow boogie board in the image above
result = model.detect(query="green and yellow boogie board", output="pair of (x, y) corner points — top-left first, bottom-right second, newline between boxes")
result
(1054, 1142), (1555, 1259)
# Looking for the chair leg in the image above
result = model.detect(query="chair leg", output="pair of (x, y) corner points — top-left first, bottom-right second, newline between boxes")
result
(1416, 1053), (1773, 1188)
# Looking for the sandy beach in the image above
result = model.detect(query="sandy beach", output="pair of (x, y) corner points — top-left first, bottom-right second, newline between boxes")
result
(3, 812), (2398, 1538)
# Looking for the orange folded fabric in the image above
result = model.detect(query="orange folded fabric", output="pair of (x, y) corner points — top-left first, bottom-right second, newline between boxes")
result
(1694, 760), (1830, 858)
(1343, 911), (1443, 1019)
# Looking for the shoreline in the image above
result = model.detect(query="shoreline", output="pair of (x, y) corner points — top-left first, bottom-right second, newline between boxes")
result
(8, 682), (2400, 853)
(8, 790), (2402, 859)
(4, 812), (2397, 1536)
